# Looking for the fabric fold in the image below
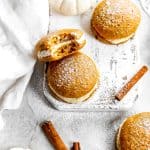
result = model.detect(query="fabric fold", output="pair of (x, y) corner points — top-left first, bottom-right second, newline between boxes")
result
(0, 0), (49, 129)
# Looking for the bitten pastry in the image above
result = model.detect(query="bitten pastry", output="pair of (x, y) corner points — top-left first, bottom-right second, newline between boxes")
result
(47, 52), (99, 103)
(35, 29), (86, 62)
(91, 0), (141, 44)
(116, 112), (150, 150)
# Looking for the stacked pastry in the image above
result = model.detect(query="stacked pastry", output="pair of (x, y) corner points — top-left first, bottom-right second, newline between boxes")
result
(35, 29), (99, 103)
(35, 0), (141, 104)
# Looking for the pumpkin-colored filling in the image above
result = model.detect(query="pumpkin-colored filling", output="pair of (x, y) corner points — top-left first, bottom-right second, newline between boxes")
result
(54, 41), (79, 56)
(51, 33), (76, 44)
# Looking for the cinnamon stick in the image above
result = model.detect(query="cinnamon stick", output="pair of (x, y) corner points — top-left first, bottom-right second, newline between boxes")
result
(115, 65), (148, 101)
(41, 121), (68, 150)
(72, 142), (81, 150)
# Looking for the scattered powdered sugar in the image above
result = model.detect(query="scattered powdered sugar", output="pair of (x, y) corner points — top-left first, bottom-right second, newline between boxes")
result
(48, 53), (97, 91)
(104, 0), (137, 16)
(44, 1), (140, 111)
(96, 0), (140, 29)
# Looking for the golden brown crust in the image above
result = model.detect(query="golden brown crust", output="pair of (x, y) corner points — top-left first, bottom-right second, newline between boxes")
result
(35, 29), (86, 62)
(91, 0), (141, 44)
(47, 53), (99, 102)
(91, 23), (134, 44)
(117, 112), (150, 150)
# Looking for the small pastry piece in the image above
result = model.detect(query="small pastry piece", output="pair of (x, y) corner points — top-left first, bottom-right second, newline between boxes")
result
(47, 52), (99, 103)
(91, 0), (141, 44)
(35, 29), (86, 62)
(116, 112), (150, 150)
(49, 0), (97, 16)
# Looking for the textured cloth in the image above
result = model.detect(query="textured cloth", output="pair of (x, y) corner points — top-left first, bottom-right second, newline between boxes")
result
(0, 0), (49, 129)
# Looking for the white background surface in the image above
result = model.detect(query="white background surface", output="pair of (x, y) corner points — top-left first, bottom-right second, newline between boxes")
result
(0, 2), (150, 150)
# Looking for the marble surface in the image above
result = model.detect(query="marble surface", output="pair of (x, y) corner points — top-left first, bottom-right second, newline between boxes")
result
(44, 5), (140, 112)
(0, 5), (150, 150)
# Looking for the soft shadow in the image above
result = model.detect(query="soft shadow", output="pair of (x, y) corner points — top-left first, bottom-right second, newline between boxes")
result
(29, 62), (54, 109)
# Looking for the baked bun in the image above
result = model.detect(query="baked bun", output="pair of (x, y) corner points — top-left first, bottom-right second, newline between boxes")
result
(47, 52), (99, 103)
(116, 112), (150, 150)
(91, 0), (141, 44)
(35, 29), (86, 62)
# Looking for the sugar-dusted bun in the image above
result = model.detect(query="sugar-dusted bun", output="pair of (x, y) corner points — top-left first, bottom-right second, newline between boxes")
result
(35, 29), (86, 62)
(47, 52), (99, 103)
(91, 0), (141, 44)
(116, 112), (150, 150)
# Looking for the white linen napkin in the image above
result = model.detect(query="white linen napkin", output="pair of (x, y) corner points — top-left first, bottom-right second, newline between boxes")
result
(0, 0), (49, 129)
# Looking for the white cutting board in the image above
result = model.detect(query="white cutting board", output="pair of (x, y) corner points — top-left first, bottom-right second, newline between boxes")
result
(43, 4), (140, 111)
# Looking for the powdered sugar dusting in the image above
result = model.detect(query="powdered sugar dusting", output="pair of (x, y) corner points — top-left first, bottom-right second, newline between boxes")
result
(93, 0), (141, 35)
(49, 54), (94, 86)
(103, 0), (138, 17)
(47, 53), (98, 98)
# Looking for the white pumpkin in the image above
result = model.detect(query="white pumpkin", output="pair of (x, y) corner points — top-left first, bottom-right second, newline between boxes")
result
(49, 0), (98, 16)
